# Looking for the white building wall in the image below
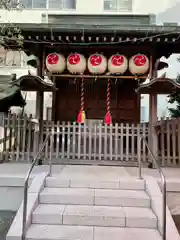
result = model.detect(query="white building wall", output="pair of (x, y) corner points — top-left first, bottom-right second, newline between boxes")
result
(0, 0), (176, 23)
(76, 0), (103, 13)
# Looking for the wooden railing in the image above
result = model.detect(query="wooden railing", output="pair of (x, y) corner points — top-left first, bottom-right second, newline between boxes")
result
(2, 114), (180, 166)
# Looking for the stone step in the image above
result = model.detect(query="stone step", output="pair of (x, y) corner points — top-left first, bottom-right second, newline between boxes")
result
(45, 177), (145, 190)
(32, 204), (157, 228)
(26, 224), (161, 240)
(40, 187), (150, 207)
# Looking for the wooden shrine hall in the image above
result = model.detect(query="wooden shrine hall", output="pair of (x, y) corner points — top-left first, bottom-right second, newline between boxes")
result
(2, 15), (180, 165)
(17, 17), (180, 125)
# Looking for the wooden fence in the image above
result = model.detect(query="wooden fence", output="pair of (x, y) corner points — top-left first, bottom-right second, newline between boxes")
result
(2, 114), (39, 162)
(2, 114), (180, 166)
(155, 118), (180, 166)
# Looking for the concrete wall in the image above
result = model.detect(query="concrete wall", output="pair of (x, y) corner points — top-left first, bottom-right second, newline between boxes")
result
(0, 187), (23, 211)
(0, 176), (33, 211)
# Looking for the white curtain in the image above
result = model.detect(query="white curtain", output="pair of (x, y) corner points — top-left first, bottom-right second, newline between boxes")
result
(49, 0), (61, 9)
(104, 0), (117, 10)
(62, 0), (76, 9)
(117, 0), (132, 11)
(104, 0), (132, 11)
(33, 0), (46, 8)
(49, 0), (76, 9)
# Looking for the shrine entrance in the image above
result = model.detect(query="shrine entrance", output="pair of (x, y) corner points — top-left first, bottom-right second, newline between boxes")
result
(55, 79), (140, 123)
(53, 79), (142, 165)
(2, 16), (180, 166)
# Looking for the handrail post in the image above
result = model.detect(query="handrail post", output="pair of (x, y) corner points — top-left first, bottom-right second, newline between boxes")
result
(22, 180), (28, 240)
(139, 136), (166, 240)
(49, 133), (53, 176)
(137, 137), (142, 179)
(21, 133), (52, 240)
(162, 180), (167, 240)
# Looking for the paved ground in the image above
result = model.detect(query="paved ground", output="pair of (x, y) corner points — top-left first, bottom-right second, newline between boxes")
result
(0, 162), (180, 180)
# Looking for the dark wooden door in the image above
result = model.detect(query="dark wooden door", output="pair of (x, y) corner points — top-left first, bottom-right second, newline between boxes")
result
(55, 80), (140, 123)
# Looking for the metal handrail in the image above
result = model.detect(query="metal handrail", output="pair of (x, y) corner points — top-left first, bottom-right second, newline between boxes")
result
(21, 132), (53, 240)
(138, 136), (166, 240)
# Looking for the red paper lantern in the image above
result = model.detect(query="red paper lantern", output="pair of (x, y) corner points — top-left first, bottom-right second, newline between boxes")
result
(67, 53), (86, 74)
(46, 53), (66, 73)
(88, 54), (107, 74)
(108, 54), (128, 74)
(129, 54), (149, 75)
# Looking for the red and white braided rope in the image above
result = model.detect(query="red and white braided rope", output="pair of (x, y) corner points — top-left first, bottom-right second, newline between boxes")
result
(106, 78), (111, 113)
(80, 77), (84, 112)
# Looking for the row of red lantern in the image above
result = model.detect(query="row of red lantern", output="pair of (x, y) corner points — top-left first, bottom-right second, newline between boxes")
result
(46, 53), (149, 75)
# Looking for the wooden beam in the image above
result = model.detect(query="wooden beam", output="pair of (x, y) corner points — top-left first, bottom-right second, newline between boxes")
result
(50, 74), (148, 79)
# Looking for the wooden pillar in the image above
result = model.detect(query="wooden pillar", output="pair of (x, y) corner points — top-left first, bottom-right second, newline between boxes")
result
(51, 76), (56, 121)
(36, 47), (44, 120)
(149, 58), (159, 159)
(35, 91), (44, 120)
(149, 94), (158, 158)
(35, 46), (45, 151)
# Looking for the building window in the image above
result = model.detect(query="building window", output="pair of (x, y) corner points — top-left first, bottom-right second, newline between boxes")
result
(0, 49), (24, 67)
(20, 0), (32, 8)
(20, 0), (76, 9)
(48, 0), (76, 9)
(104, 0), (132, 12)
(20, 0), (46, 8)
(33, 0), (46, 8)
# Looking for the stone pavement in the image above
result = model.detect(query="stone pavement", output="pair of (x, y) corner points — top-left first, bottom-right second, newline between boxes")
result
(0, 162), (180, 180)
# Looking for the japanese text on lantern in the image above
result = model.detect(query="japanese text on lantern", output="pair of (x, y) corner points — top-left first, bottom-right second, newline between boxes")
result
(90, 55), (102, 66)
(111, 55), (124, 66)
(47, 53), (59, 65)
(68, 54), (80, 65)
(133, 54), (147, 66)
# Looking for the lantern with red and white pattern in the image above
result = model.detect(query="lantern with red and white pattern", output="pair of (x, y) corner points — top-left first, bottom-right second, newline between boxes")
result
(129, 54), (149, 75)
(67, 53), (86, 74)
(108, 54), (128, 74)
(46, 53), (66, 73)
(88, 54), (107, 74)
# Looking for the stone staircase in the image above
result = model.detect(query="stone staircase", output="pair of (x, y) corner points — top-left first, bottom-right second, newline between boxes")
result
(6, 172), (180, 240)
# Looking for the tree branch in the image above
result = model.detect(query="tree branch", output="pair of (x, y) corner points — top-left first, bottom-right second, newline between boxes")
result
(0, 0), (24, 48)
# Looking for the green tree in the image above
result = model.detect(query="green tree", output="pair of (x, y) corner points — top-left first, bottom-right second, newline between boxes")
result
(168, 59), (180, 117)
(0, 0), (24, 48)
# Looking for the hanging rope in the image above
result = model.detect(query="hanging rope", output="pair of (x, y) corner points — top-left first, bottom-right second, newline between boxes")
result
(80, 77), (84, 112)
(104, 78), (112, 125)
(77, 77), (86, 123)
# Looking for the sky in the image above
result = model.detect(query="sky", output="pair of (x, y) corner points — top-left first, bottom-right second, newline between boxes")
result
(135, 0), (179, 14)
